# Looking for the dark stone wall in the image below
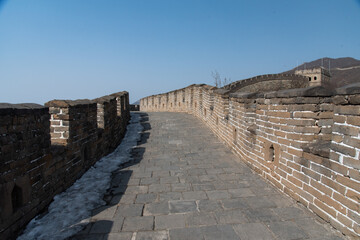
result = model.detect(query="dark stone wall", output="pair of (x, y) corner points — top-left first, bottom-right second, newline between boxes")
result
(0, 92), (130, 240)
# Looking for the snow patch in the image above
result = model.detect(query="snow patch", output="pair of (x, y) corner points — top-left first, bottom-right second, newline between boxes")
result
(18, 113), (143, 240)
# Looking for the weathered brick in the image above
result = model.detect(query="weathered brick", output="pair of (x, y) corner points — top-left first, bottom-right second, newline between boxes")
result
(287, 175), (303, 187)
(334, 105), (360, 115)
(330, 142), (356, 157)
(293, 111), (317, 118)
(336, 175), (360, 192)
(348, 95), (360, 104)
(346, 189), (360, 203)
(333, 114), (346, 123)
(347, 116), (360, 126)
(314, 199), (337, 218)
(321, 176), (346, 195)
(333, 191), (359, 212)
(343, 156), (360, 169)
(333, 124), (359, 137)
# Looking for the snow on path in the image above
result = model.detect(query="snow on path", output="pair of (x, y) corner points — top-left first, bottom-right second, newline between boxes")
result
(18, 113), (143, 240)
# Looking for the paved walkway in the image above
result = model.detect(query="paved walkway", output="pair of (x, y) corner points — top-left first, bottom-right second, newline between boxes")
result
(71, 112), (345, 240)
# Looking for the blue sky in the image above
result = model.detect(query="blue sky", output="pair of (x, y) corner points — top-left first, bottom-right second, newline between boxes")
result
(1, 0), (359, 104)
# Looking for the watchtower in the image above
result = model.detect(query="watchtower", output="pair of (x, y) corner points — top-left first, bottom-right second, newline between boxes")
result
(295, 67), (331, 87)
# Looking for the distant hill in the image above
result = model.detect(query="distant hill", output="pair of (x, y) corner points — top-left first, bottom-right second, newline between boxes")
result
(283, 57), (360, 88)
(132, 100), (140, 105)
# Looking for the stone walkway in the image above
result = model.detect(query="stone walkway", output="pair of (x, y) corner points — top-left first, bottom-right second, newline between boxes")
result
(71, 112), (346, 240)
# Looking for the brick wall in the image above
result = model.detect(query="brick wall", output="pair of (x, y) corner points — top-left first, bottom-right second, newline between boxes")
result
(140, 84), (360, 238)
(0, 92), (130, 239)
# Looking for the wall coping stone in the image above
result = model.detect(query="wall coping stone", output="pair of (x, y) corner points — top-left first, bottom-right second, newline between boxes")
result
(45, 99), (95, 107)
(213, 89), (230, 95)
(335, 82), (360, 95)
(229, 92), (263, 99)
(94, 95), (116, 104)
(0, 103), (48, 115)
(264, 86), (334, 99)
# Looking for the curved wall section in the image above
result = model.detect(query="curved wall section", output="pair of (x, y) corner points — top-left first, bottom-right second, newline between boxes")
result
(141, 83), (360, 238)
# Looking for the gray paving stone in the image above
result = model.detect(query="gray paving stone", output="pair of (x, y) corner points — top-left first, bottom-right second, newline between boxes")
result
(243, 196), (277, 209)
(197, 199), (223, 212)
(293, 217), (339, 238)
(215, 209), (248, 224)
(171, 183), (191, 192)
(160, 176), (179, 184)
(159, 192), (182, 201)
(221, 198), (249, 210)
(182, 191), (208, 200)
(169, 200), (197, 213)
(267, 221), (309, 240)
(198, 175), (219, 182)
(118, 194), (136, 204)
(106, 232), (134, 240)
(152, 171), (170, 177)
(192, 184), (215, 191)
(201, 225), (239, 240)
(122, 216), (154, 231)
(228, 188), (255, 198)
(143, 201), (170, 216)
(125, 186), (148, 194)
(206, 190), (230, 200)
(169, 227), (204, 240)
(185, 212), (217, 226)
(135, 193), (158, 203)
(233, 223), (275, 240)
(187, 169), (207, 176)
(148, 184), (171, 193)
(128, 178), (141, 186)
(205, 168), (224, 175)
(272, 206), (310, 221)
(91, 205), (118, 220)
(155, 214), (186, 229)
(243, 208), (282, 223)
(135, 231), (168, 240)
(115, 204), (144, 217)
(140, 177), (160, 185)
(250, 187), (278, 196)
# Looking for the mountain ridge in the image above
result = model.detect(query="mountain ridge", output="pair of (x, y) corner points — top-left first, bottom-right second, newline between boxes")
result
(283, 57), (360, 88)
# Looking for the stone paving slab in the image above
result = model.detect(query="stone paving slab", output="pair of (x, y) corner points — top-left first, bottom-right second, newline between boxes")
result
(69, 112), (346, 240)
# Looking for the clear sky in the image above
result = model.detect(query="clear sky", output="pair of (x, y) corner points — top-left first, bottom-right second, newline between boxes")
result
(1, 0), (359, 104)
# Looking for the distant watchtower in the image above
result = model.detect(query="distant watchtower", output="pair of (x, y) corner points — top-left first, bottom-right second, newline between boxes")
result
(295, 67), (331, 87)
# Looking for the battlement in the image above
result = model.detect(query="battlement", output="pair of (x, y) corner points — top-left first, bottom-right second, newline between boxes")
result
(140, 83), (360, 238)
(0, 92), (130, 239)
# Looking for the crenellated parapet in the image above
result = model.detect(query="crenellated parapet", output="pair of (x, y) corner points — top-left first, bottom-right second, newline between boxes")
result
(0, 92), (130, 240)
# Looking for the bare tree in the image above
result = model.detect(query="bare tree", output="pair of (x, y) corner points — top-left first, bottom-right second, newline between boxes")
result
(211, 70), (231, 88)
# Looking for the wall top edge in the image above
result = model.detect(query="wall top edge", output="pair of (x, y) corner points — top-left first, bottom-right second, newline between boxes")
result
(0, 103), (48, 115)
(45, 99), (95, 107)
(264, 86), (334, 98)
(335, 82), (360, 95)
(222, 73), (308, 90)
(93, 95), (117, 104)
(45, 91), (128, 107)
